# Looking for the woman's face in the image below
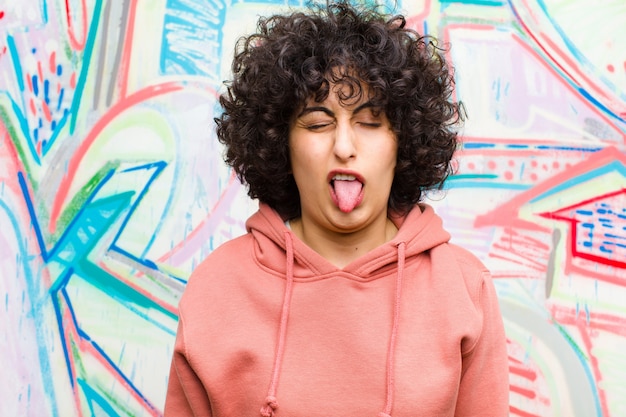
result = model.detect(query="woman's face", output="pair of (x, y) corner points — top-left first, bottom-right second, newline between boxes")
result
(289, 84), (398, 236)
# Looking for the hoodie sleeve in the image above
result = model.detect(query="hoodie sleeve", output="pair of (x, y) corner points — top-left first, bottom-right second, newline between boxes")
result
(164, 318), (212, 417)
(455, 271), (509, 417)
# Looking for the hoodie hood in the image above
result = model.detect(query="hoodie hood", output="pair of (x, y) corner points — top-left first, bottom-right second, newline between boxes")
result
(249, 203), (450, 417)
(246, 203), (451, 280)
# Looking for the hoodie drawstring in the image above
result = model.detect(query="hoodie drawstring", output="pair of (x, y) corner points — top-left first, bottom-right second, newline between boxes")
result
(260, 235), (407, 417)
(261, 232), (295, 417)
(378, 241), (406, 417)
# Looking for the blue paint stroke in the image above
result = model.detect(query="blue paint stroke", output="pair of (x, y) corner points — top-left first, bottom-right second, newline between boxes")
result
(109, 161), (167, 266)
(6, 36), (25, 92)
(530, 160), (626, 203)
(77, 378), (122, 417)
(0, 199), (60, 417)
(160, 0), (226, 78)
(69, 0), (104, 134)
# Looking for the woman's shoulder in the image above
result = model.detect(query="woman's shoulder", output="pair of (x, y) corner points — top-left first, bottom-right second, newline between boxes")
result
(194, 233), (254, 271)
(430, 241), (493, 301)
(180, 234), (255, 296)
(443, 242), (489, 274)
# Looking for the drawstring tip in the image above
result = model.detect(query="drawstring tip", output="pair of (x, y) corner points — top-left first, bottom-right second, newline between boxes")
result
(260, 396), (278, 417)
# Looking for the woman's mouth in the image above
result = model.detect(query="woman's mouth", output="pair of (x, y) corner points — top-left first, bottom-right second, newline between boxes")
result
(330, 173), (364, 213)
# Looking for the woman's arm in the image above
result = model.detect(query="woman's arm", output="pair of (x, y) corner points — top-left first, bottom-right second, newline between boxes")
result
(164, 319), (212, 417)
(456, 273), (510, 417)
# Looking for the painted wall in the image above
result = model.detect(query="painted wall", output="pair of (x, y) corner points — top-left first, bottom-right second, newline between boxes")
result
(0, 0), (624, 416)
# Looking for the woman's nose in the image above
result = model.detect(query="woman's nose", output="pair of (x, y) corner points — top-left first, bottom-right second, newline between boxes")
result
(333, 122), (356, 160)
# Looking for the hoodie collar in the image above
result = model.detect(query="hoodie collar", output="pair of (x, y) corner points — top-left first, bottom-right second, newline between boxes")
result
(247, 203), (450, 279)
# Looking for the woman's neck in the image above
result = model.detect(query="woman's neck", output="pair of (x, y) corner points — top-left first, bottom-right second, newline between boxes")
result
(289, 215), (398, 268)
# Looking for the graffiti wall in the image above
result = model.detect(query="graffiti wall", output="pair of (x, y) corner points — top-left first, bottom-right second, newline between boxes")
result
(0, 0), (624, 416)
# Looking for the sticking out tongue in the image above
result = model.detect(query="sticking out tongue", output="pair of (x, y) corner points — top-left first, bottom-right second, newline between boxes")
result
(334, 179), (362, 213)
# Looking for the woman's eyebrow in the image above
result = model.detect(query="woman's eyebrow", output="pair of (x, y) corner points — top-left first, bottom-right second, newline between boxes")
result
(297, 101), (379, 118)
(352, 101), (379, 115)
(297, 106), (333, 118)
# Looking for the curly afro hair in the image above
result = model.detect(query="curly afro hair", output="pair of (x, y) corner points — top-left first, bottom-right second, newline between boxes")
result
(215, 1), (464, 220)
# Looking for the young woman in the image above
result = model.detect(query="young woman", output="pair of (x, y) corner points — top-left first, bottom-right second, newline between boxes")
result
(164, 2), (509, 416)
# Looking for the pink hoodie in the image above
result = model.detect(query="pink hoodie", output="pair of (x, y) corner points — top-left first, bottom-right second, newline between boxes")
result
(164, 203), (509, 416)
